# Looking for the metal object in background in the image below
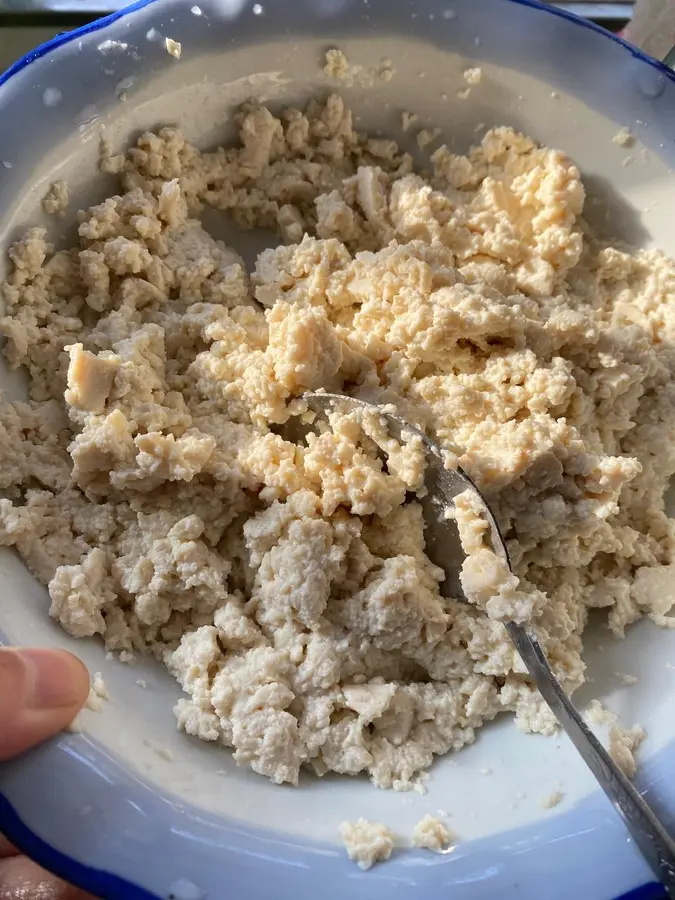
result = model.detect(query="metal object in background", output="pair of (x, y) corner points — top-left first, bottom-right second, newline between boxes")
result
(554, 2), (633, 19)
(0, 0), (635, 26)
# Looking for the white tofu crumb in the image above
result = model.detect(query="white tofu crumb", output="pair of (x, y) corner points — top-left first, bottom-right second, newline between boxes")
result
(463, 67), (482, 86)
(165, 38), (182, 59)
(586, 701), (646, 776)
(135, 679), (148, 689)
(401, 111), (418, 132)
(377, 59), (394, 82)
(613, 126), (635, 147)
(457, 87), (471, 100)
(85, 673), (110, 712)
(323, 48), (389, 87)
(411, 771), (429, 795)
(615, 672), (638, 685)
(92, 671), (110, 701)
(609, 724), (646, 778)
(412, 814), (454, 852)
(85, 690), (103, 712)
(156, 746), (175, 762)
(586, 699), (616, 726)
(97, 39), (128, 55)
(417, 128), (441, 150)
(540, 789), (565, 809)
(66, 715), (83, 733)
(340, 819), (394, 869)
(42, 181), (69, 216)
(479, 767), (492, 775)
(144, 739), (175, 762)
(667, 663), (675, 671)
(551, 90), (560, 99)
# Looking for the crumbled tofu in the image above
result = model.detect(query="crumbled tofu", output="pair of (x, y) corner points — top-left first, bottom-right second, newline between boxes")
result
(1, 93), (673, 800)
(463, 67), (482, 86)
(586, 699), (616, 727)
(615, 672), (638, 685)
(613, 126), (635, 147)
(165, 37), (182, 59)
(630, 563), (675, 628)
(540, 790), (565, 809)
(412, 814), (453, 852)
(377, 59), (394, 82)
(92, 671), (110, 700)
(144, 739), (175, 761)
(42, 180), (69, 215)
(340, 819), (394, 869)
(610, 724), (646, 777)
(586, 701), (646, 776)
(401, 111), (418, 132)
(136, 679), (148, 689)
(85, 671), (110, 712)
(324, 48), (351, 80)
(417, 128), (442, 150)
(97, 40), (128, 55)
(457, 88), (471, 100)
(323, 48), (392, 88)
(156, 746), (175, 762)
(412, 771), (430, 795)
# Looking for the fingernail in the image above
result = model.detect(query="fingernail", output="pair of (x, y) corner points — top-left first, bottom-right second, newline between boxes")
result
(12, 649), (89, 711)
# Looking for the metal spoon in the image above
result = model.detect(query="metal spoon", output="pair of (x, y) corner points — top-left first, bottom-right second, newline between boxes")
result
(303, 391), (675, 896)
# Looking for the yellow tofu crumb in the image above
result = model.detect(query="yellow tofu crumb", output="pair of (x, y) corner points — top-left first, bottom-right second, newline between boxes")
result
(340, 819), (394, 869)
(613, 126), (634, 147)
(463, 67), (482, 85)
(165, 37), (182, 59)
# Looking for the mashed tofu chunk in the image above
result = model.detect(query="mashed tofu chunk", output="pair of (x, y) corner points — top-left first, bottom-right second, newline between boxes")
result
(42, 180), (69, 215)
(412, 814), (453, 851)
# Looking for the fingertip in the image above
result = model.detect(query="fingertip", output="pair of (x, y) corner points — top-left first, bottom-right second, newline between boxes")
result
(18, 648), (90, 712)
(0, 648), (90, 760)
(56, 650), (91, 709)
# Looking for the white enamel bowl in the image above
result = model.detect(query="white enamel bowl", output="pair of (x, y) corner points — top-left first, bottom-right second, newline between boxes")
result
(0, 2), (674, 899)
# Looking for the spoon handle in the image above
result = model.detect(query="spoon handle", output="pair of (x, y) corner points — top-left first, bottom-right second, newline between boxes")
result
(506, 622), (675, 897)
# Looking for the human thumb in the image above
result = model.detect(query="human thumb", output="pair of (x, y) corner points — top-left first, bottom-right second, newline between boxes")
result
(0, 648), (90, 762)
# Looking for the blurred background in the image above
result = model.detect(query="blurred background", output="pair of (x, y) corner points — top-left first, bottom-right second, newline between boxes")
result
(0, 2), (636, 75)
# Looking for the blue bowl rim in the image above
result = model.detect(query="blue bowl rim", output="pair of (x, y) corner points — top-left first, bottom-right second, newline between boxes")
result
(0, 0), (671, 898)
